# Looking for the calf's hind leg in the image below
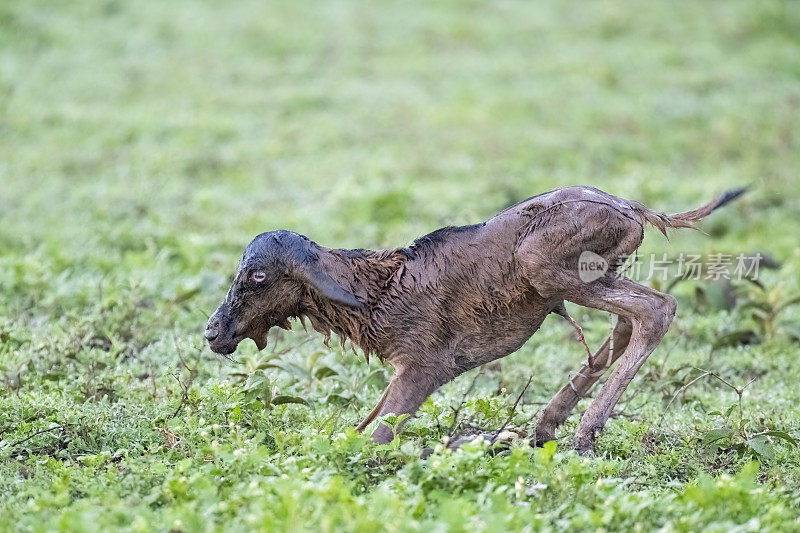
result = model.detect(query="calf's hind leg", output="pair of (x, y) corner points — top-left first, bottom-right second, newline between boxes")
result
(530, 271), (675, 454)
(567, 278), (675, 454)
(534, 316), (632, 446)
(518, 201), (674, 453)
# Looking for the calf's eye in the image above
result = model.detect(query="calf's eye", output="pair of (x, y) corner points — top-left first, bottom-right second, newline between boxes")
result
(251, 271), (267, 283)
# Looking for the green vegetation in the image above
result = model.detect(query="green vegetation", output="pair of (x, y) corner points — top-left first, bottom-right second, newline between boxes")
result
(2, 0), (800, 530)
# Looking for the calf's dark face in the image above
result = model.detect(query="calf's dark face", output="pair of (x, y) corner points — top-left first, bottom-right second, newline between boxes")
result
(205, 235), (302, 355)
(205, 231), (362, 356)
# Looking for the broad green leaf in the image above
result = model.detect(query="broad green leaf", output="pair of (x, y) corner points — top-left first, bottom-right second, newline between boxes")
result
(712, 330), (760, 350)
(314, 366), (338, 379)
(700, 427), (733, 447)
(322, 393), (353, 406)
(760, 430), (798, 446)
(271, 395), (309, 407)
(746, 435), (776, 461)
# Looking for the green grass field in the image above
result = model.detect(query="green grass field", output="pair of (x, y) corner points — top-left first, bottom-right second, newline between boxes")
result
(2, 0), (800, 530)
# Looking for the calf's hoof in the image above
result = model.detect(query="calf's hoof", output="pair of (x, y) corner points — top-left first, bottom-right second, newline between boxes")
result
(572, 427), (602, 456)
(370, 424), (395, 445)
(532, 425), (556, 448)
(574, 443), (595, 457)
(447, 428), (527, 452)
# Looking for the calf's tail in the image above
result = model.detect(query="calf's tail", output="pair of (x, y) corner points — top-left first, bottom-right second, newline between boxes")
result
(637, 186), (748, 236)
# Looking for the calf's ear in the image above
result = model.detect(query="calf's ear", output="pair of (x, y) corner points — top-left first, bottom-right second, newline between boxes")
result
(295, 262), (363, 308)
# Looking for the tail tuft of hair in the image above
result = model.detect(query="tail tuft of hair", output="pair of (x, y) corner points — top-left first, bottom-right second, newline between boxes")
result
(639, 186), (749, 237)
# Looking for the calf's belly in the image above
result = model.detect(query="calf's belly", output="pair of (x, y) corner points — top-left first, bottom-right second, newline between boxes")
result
(450, 306), (551, 373)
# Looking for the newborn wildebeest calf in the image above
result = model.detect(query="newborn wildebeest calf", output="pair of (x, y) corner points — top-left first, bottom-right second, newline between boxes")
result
(206, 186), (745, 454)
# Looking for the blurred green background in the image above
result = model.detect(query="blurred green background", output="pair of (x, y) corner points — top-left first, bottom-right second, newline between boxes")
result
(1, 1), (800, 531)
(2, 0), (797, 260)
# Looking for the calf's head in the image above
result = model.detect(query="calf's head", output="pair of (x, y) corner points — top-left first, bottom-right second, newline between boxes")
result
(205, 230), (362, 355)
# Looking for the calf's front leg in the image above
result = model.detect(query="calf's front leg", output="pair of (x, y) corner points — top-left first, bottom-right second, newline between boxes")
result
(357, 365), (444, 444)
